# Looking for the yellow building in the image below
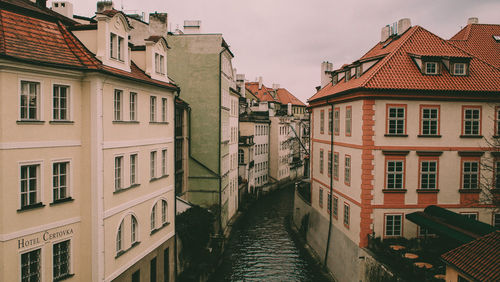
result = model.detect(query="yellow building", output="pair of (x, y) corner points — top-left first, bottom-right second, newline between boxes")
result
(0, 1), (178, 281)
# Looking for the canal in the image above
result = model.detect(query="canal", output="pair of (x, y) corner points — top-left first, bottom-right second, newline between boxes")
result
(210, 184), (332, 282)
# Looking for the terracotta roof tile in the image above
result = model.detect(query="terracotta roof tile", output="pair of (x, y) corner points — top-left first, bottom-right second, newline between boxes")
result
(441, 231), (500, 282)
(276, 88), (306, 106)
(246, 82), (305, 106)
(449, 24), (500, 68)
(309, 26), (500, 103)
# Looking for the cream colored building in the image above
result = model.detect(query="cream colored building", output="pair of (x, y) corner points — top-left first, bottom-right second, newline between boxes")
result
(0, 1), (177, 281)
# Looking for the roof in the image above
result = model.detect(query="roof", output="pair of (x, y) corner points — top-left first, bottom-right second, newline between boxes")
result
(276, 88), (306, 106)
(245, 82), (306, 106)
(309, 25), (500, 103)
(0, 2), (178, 91)
(441, 231), (500, 282)
(0, 0), (77, 25)
(449, 23), (500, 68)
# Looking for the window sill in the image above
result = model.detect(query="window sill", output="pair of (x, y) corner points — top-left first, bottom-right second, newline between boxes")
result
(416, 189), (439, 193)
(113, 120), (140, 124)
(50, 120), (74, 124)
(16, 120), (45, 124)
(384, 134), (408, 137)
(458, 189), (481, 193)
(113, 184), (140, 194)
(382, 189), (407, 193)
(150, 175), (169, 182)
(417, 134), (441, 138)
(50, 197), (74, 206)
(151, 222), (171, 235)
(149, 121), (169, 125)
(460, 135), (483, 139)
(17, 202), (45, 212)
(54, 273), (75, 282)
(115, 241), (141, 259)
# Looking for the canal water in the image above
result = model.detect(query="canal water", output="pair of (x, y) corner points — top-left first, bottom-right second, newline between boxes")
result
(210, 185), (331, 282)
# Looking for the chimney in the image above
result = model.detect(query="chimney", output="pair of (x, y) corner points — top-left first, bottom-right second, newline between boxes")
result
(149, 13), (168, 36)
(287, 103), (292, 116)
(397, 18), (411, 35)
(97, 1), (113, 13)
(183, 20), (201, 34)
(320, 61), (333, 88)
(36, 0), (47, 8)
(272, 83), (280, 90)
(258, 76), (263, 90)
(236, 74), (245, 82)
(467, 17), (479, 25)
(381, 25), (390, 42)
(51, 1), (73, 18)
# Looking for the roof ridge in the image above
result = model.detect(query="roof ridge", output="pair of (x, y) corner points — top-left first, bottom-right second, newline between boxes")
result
(360, 25), (421, 88)
(57, 21), (101, 69)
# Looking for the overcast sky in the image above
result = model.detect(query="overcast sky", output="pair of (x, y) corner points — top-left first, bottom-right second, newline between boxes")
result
(60, 0), (499, 103)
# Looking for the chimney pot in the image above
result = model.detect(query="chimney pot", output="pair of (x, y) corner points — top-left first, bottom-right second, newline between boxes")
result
(258, 76), (263, 90)
(467, 17), (479, 25)
(320, 61), (333, 88)
(97, 1), (114, 13)
(397, 18), (411, 35)
(381, 25), (390, 42)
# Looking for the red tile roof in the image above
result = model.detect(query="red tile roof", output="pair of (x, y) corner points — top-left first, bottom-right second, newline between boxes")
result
(0, 2), (178, 91)
(276, 88), (306, 106)
(246, 82), (305, 106)
(309, 25), (500, 103)
(441, 231), (500, 282)
(449, 24), (500, 68)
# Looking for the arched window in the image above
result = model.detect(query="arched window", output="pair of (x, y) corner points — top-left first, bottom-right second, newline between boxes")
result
(151, 203), (157, 231)
(116, 220), (123, 253)
(131, 215), (138, 244)
(161, 200), (168, 224)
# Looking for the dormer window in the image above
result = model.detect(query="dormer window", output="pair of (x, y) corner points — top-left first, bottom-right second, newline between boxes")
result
(155, 53), (165, 75)
(345, 70), (351, 82)
(110, 33), (124, 61)
(424, 62), (438, 75)
(453, 63), (467, 76)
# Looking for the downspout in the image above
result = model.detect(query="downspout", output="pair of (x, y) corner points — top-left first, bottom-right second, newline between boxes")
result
(324, 102), (334, 267)
(173, 88), (180, 280)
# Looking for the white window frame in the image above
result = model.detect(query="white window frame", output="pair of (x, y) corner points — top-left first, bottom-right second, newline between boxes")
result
(420, 160), (437, 189)
(387, 107), (405, 135)
(130, 153), (138, 186)
(453, 63), (466, 75)
(19, 80), (42, 121)
(421, 107), (439, 135)
(114, 89), (122, 121)
(20, 247), (42, 282)
(161, 199), (168, 224)
(52, 239), (71, 280)
(150, 96), (157, 122)
(425, 62), (438, 74)
(51, 159), (72, 202)
(386, 160), (404, 189)
(150, 203), (157, 232)
(462, 161), (479, 189)
(114, 155), (124, 190)
(150, 151), (157, 179)
(19, 160), (43, 209)
(463, 108), (480, 136)
(129, 92), (137, 121)
(161, 98), (168, 122)
(52, 84), (70, 121)
(161, 148), (168, 176)
(131, 215), (138, 244)
(116, 220), (123, 253)
(385, 214), (402, 236)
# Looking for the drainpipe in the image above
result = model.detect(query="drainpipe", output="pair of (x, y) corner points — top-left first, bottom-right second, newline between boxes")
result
(324, 102), (334, 267)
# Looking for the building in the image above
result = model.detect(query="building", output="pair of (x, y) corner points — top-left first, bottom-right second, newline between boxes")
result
(175, 98), (190, 199)
(304, 18), (500, 281)
(166, 21), (239, 232)
(0, 1), (178, 281)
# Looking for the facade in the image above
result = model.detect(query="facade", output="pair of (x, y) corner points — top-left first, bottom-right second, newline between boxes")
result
(0, 1), (177, 281)
(175, 98), (190, 199)
(166, 22), (239, 231)
(306, 18), (500, 280)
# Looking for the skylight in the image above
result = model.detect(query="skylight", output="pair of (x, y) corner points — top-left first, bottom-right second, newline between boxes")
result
(493, 35), (500, 42)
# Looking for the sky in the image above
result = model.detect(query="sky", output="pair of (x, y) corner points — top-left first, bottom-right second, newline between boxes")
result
(58, 0), (499, 103)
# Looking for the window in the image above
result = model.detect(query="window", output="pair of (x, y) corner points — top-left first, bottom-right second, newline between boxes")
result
(150, 257), (157, 282)
(20, 164), (40, 208)
(419, 159), (438, 189)
(462, 107), (481, 136)
(320, 110), (325, 134)
(319, 150), (324, 174)
(333, 152), (339, 180)
(424, 62), (438, 74)
(110, 33), (117, 59)
(238, 149), (244, 164)
(387, 105), (406, 135)
(345, 106), (352, 136)
(420, 106), (439, 135)
(327, 193), (331, 214)
(333, 196), (338, 217)
(151, 203), (157, 231)
(21, 248), (41, 282)
(493, 213), (500, 228)
(150, 96), (157, 122)
(116, 221), (123, 253)
(115, 156), (123, 190)
(461, 212), (478, 221)
(162, 98), (168, 122)
(150, 151), (157, 179)
(496, 160), (500, 189)
(20, 81), (40, 120)
(130, 92), (137, 121)
(327, 152), (332, 177)
(161, 200), (168, 224)
(318, 188), (323, 208)
(53, 162), (69, 201)
(110, 33), (124, 60)
(328, 109), (332, 134)
(53, 240), (70, 280)
(385, 214), (402, 236)
(462, 160), (479, 189)
(496, 107), (500, 136)
(114, 90), (122, 121)
(386, 160), (404, 189)
(162, 149), (167, 176)
(132, 270), (140, 282)
(334, 107), (340, 135)
(131, 216), (138, 244)
(343, 203), (350, 227)
(344, 155), (351, 185)
(130, 154), (137, 185)
(155, 53), (165, 74)
(453, 63), (466, 75)
(53, 85), (69, 120)
(418, 227), (435, 237)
